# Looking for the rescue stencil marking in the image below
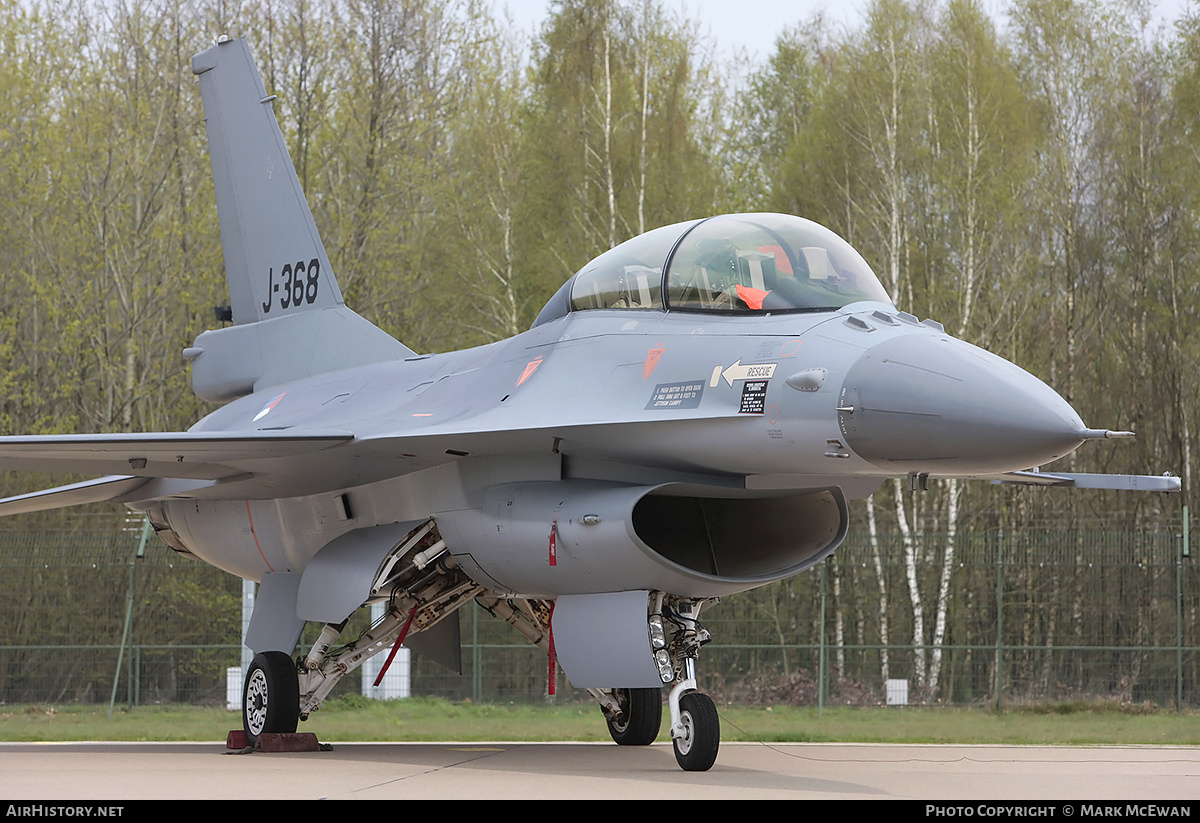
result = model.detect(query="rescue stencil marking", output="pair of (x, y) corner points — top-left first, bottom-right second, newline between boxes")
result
(712, 360), (778, 387)
(739, 380), (769, 414)
(646, 380), (704, 410)
(755, 340), (778, 360)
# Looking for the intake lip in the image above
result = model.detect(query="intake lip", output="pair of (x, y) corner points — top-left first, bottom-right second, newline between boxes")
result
(837, 333), (1088, 474)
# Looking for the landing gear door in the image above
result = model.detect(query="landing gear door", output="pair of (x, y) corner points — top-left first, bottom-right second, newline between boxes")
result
(297, 520), (429, 623)
(404, 611), (463, 674)
(553, 590), (662, 688)
(245, 571), (305, 654)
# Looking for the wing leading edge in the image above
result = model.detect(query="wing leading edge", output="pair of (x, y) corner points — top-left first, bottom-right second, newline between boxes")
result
(0, 415), (743, 509)
(988, 469), (1181, 492)
(0, 475), (152, 517)
(0, 431), (354, 478)
(0, 431), (354, 514)
(0, 427), (1179, 517)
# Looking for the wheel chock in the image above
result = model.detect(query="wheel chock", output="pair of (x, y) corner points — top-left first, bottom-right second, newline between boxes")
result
(225, 730), (324, 752)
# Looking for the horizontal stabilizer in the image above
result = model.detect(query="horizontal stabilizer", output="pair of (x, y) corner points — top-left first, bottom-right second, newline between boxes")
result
(0, 431), (353, 481)
(0, 475), (151, 516)
(187, 306), (414, 402)
(989, 470), (1181, 492)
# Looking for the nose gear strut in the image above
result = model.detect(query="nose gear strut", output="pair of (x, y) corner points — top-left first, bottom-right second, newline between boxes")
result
(663, 597), (720, 771)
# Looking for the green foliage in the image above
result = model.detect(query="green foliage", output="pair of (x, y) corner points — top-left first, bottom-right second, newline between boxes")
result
(1, 701), (1198, 744)
(1013, 699), (1164, 716)
(0, 0), (1185, 512)
(0, 0), (1198, 709)
(520, 0), (723, 291)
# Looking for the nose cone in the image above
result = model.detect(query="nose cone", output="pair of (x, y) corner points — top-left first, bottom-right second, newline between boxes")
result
(838, 334), (1087, 474)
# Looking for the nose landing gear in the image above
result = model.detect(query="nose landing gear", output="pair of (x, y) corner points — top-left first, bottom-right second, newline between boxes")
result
(670, 677), (720, 771)
(592, 595), (721, 771)
(664, 599), (720, 771)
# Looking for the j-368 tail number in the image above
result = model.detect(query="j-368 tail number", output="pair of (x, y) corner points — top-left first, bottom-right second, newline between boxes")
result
(262, 259), (320, 314)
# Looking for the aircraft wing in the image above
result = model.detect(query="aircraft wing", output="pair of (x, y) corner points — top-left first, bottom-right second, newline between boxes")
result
(0, 431), (354, 478)
(0, 475), (153, 516)
(987, 469), (1181, 492)
(0, 431), (358, 514)
(0, 425), (1179, 517)
(0, 417), (735, 510)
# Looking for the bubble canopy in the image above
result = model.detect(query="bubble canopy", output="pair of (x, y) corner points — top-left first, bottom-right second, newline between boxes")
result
(532, 214), (892, 327)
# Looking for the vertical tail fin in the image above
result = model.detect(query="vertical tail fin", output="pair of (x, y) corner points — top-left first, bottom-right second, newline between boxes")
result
(187, 37), (410, 403)
(193, 36), (342, 324)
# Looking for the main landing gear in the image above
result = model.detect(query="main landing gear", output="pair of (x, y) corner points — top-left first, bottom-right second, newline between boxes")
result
(242, 651), (300, 745)
(592, 595), (721, 772)
(238, 572), (722, 772)
(240, 520), (482, 746)
(603, 687), (662, 746)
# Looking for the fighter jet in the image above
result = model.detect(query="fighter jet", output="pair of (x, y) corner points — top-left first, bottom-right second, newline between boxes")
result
(0, 37), (1178, 771)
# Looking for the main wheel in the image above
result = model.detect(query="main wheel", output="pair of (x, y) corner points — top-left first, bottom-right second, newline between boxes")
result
(242, 651), (300, 745)
(604, 687), (662, 745)
(672, 691), (719, 771)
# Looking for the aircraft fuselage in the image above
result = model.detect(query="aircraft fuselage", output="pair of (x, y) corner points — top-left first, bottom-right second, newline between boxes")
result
(152, 299), (1086, 599)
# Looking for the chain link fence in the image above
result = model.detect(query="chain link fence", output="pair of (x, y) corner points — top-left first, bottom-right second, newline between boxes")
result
(1, 519), (1195, 709)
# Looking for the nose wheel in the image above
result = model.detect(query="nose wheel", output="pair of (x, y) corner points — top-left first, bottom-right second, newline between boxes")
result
(590, 594), (721, 771)
(664, 599), (720, 771)
(672, 691), (719, 771)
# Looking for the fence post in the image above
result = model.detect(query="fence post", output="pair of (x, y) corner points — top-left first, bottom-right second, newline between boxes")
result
(108, 519), (151, 719)
(1179, 505), (1188, 714)
(819, 561), (827, 717)
(472, 601), (481, 704)
(995, 532), (1003, 713)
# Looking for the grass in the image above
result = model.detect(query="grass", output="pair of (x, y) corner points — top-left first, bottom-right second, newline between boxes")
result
(1, 697), (1199, 746)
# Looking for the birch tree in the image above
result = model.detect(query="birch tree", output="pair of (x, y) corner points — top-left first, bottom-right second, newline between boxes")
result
(523, 0), (720, 283)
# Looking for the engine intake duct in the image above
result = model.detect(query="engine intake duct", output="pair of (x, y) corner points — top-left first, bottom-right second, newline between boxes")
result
(632, 488), (845, 579)
(438, 480), (848, 598)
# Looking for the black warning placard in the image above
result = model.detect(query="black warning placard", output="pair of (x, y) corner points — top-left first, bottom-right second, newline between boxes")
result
(646, 380), (704, 410)
(739, 380), (769, 414)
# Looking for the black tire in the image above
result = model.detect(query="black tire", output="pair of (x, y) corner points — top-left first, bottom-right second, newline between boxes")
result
(604, 687), (663, 745)
(242, 651), (300, 744)
(672, 692), (719, 771)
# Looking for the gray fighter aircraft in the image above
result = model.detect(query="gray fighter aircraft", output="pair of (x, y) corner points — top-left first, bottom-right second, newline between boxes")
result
(0, 37), (1179, 771)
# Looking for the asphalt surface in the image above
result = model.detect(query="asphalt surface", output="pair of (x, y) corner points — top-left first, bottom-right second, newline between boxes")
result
(0, 741), (1197, 800)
